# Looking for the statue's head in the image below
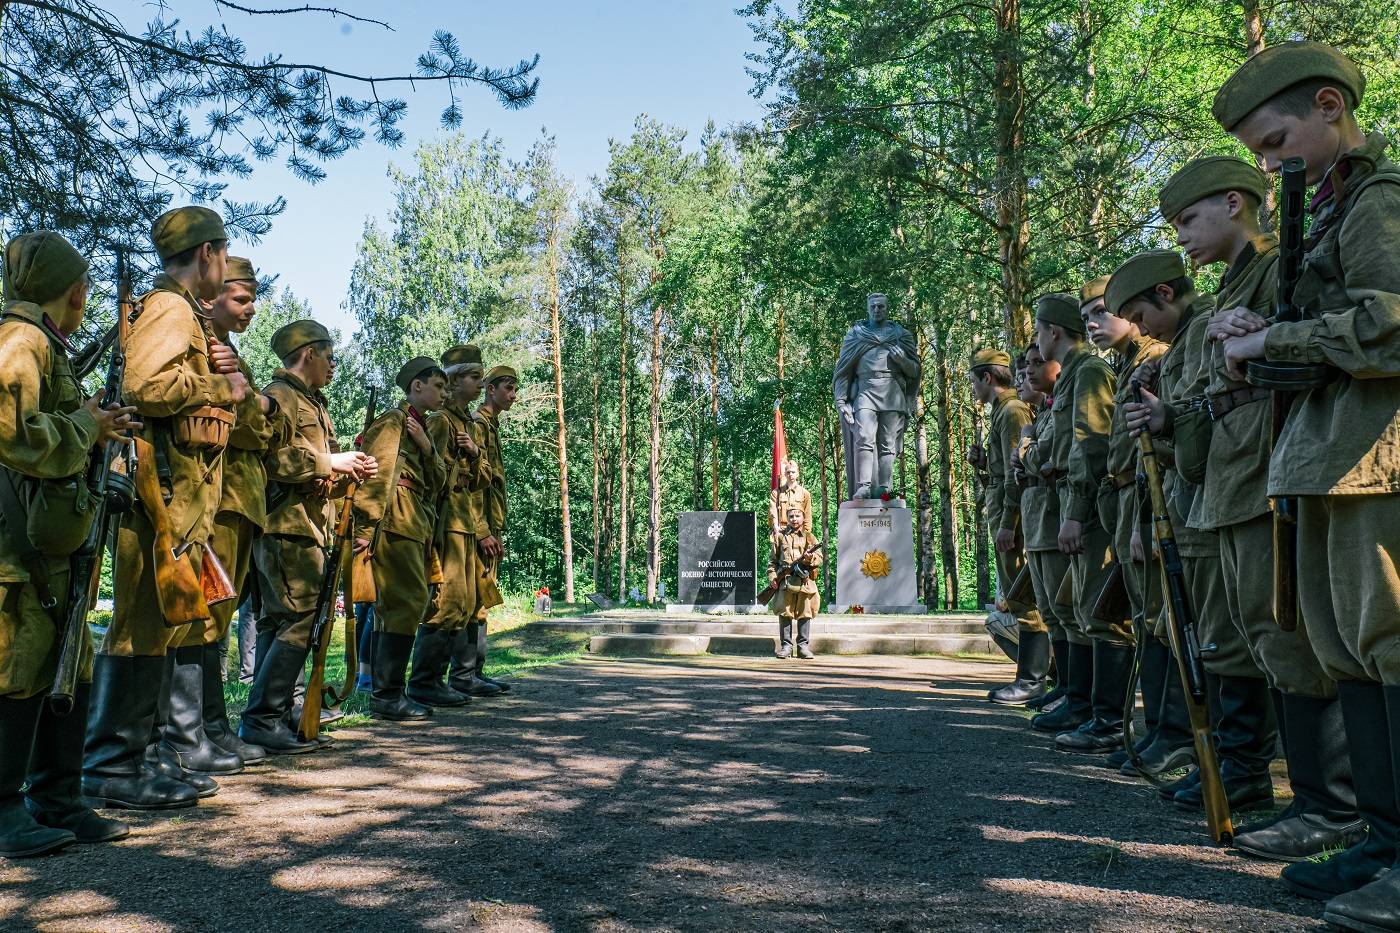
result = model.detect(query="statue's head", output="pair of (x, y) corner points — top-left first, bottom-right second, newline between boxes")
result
(867, 293), (889, 323)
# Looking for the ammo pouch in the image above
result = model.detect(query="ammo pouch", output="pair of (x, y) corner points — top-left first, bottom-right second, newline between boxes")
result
(24, 475), (96, 558)
(1173, 406), (1212, 487)
(174, 405), (234, 452)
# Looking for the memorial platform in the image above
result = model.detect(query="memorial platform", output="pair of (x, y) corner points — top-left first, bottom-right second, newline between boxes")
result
(532, 610), (998, 658)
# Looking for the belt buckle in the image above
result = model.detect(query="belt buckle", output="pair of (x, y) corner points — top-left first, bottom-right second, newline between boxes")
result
(1204, 394), (1219, 422)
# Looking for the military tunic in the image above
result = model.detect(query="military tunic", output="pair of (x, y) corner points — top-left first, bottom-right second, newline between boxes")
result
(0, 302), (98, 697)
(424, 403), (490, 633)
(769, 528), (822, 620)
(475, 405), (507, 619)
(355, 403), (447, 637)
(769, 483), (813, 534)
(986, 388), (1041, 634)
(1020, 408), (1074, 643)
(106, 275), (237, 657)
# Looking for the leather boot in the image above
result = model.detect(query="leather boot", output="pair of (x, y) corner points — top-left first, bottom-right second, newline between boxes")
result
(199, 643), (265, 764)
(371, 631), (432, 721)
(991, 630), (1050, 706)
(1033, 640), (1092, 732)
(1126, 652), (1195, 775)
(23, 684), (128, 844)
(238, 639), (318, 754)
(251, 626), (275, 678)
(1176, 674), (1275, 811)
(1026, 639), (1070, 711)
(147, 657), (217, 798)
(473, 622), (512, 693)
(776, 619), (793, 659)
(1159, 767), (1200, 801)
(1320, 684), (1400, 930)
(1056, 642), (1133, 753)
(160, 644), (242, 775)
(406, 626), (468, 707)
(0, 694), (75, 857)
(989, 631), (1019, 663)
(1235, 693), (1366, 862)
(1283, 681), (1398, 901)
(1109, 637), (1167, 769)
(82, 655), (199, 811)
(448, 623), (502, 697)
(796, 619), (814, 659)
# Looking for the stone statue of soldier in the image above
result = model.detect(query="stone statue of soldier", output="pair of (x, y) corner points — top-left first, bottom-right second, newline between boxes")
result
(833, 293), (921, 500)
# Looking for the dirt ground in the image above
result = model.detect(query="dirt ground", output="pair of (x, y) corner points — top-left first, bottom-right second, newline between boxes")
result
(1, 654), (1323, 932)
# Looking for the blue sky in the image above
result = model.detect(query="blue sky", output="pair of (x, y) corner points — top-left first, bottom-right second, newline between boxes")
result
(116, 1), (766, 330)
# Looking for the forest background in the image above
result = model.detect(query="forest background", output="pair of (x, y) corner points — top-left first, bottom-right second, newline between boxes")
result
(4, 0), (1400, 610)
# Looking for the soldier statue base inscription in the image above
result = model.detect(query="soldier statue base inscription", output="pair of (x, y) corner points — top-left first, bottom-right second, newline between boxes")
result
(834, 500), (925, 614)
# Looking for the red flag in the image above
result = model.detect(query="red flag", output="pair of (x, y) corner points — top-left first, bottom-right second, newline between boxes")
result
(772, 399), (787, 491)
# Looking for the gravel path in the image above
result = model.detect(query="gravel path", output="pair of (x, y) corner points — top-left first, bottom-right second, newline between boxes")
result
(1, 654), (1323, 931)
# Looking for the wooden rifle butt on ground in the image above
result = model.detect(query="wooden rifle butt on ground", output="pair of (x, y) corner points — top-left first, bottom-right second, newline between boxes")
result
(1090, 562), (1130, 625)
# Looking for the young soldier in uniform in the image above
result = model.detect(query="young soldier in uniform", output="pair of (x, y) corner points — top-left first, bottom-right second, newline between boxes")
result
(1209, 43), (1400, 926)
(769, 506), (822, 659)
(968, 348), (1046, 704)
(1110, 250), (1278, 813)
(83, 206), (246, 811)
(1132, 156), (1361, 860)
(161, 257), (276, 774)
(451, 365), (518, 694)
(1030, 292), (1127, 751)
(239, 320), (374, 753)
(769, 459), (813, 535)
(410, 344), (492, 705)
(0, 233), (134, 855)
(356, 357), (448, 721)
(1015, 343), (1075, 714)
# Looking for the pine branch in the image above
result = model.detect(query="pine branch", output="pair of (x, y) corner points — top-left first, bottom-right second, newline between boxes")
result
(213, 1), (394, 30)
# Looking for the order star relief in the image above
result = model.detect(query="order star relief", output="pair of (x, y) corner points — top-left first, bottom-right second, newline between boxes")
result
(860, 549), (891, 579)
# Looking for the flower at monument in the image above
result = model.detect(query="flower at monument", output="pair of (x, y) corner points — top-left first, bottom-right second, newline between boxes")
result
(860, 550), (892, 580)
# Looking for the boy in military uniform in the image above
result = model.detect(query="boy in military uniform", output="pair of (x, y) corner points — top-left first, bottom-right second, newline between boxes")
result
(769, 506), (822, 659)
(968, 347), (1046, 704)
(0, 232), (134, 855)
(411, 344), (493, 704)
(1210, 43), (1400, 926)
(160, 256), (277, 774)
(84, 206), (247, 811)
(355, 357), (448, 721)
(769, 459), (813, 534)
(239, 320), (374, 753)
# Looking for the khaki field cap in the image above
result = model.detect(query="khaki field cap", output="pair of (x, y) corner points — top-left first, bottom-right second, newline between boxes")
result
(485, 364), (519, 386)
(396, 356), (440, 393)
(1212, 41), (1365, 130)
(151, 206), (227, 262)
(3, 231), (89, 304)
(970, 348), (1012, 370)
(271, 319), (332, 360)
(1079, 276), (1109, 306)
(1106, 250), (1188, 316)
(224, 256), (256, 284)
(441, 344), (484, 375)
(1159, 157), (1267, 222)
(1035, 293), (1084, 335)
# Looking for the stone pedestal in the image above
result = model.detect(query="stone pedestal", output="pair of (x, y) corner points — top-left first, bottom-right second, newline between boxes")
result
(834, 500), (925, 614)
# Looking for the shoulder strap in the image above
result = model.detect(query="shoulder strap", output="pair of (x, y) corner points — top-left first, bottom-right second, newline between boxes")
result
(0, 470), (59, 623)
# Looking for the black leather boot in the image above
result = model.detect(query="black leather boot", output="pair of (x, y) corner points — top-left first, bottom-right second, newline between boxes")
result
(1056, 642), (1133, 753)
(1283, 681), (1397, 901)
(448, 623), (503, 697)
(991, 630), (1050, 706)
(1176, 674), (1274, 811)
(1027, 638), (1070, 711)
(0, 693), (75, 857)
(371, 631), (432, 721)
(147, 657), (217, 798)
(23, 684), (128, 844)
(200, 643), (265, 764)
(1109, 637), (1167, 769)
(1320, 684), (1400, 930)
(1159, 767), (1200, 801)
(251, 626), (275, 678)
(1235, 692), (1366, 862)
(1125, 650), (1195, 775)
(160, 644), (243, 775)
(238, 639), (318, 754)
(796, 619), (814, 660)
(407, 626), (468, 707)
(473, 623), (512, 693)
(776, 619), (793, 659)
(1032, 641), (1092, 733)
(82, 655), (199, 811)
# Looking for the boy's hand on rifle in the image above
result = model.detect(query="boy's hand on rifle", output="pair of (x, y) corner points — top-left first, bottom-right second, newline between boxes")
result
(404, 415), (431, 453)
(87, 398), (141, 444)
(331, 451), (376, 481)
(456, 431), (479, 457)
(1222, 330), (1269, 381)
(1122, 388), (1165, 437)
(1208, 306), (1268, 342)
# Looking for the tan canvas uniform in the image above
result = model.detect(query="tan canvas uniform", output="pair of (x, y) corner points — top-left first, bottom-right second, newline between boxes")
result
(987, 386), (1040, 635)
(1020, 408), (1073, 641)
(769, 483), (813, 535)
(770, 528), (822, 620)
(424, 402), (491, 633)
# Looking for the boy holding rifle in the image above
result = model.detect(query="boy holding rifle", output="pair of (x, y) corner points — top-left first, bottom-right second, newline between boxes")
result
(0, 233), (136, 855)
(355, 357), (448, 722)
(84, 207), (247, 811)
(768, 506), (823, 659)
(239, 320), (375, 753)
(1207, 42), (1400, 928)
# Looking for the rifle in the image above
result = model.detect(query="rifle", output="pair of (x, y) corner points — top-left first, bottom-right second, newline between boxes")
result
(298, 387), (377, 743)
(1134, 381), (1233, 846)
(1090, 562), (1130, 625)
(1244, 158), (1327, 633)
(49, 252), (138, 714)
(757, 540), (824, 605)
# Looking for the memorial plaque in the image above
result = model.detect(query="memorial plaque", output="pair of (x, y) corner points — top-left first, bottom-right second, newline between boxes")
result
(676, 511), (757, 607)
(835, 501), (924, 612)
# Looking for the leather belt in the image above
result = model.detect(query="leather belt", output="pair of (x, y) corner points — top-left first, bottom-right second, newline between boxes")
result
(1112, 472), (1135, 490)
(1208, 385), (1271, 420)
(396, 476), (421, 493)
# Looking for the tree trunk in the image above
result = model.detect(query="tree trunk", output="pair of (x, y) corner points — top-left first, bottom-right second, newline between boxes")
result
(1242, 0), (1274, 230)
(646, 297), (664, 603)
(972, 405), (991, 607)
(547, 212), (575, 603)
(617, 249), (630, 598)
(709, 334), (720, 511)
(776, 300), (786, 398)
(818, 409), (830, 602)
(935, 334), (959, 610)
(827, 416), (842, 604)
(994, 0), (1032, 347)
(917, 381), (936, 608)
(591, 345), (602, 593)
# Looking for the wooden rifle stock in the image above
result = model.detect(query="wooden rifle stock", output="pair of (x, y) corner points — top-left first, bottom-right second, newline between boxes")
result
(1090, 562), (1130, 625)
(129, 436), (210, 626)
(757, 541), (823, 605)
(1134, 383), (1233, 846)
(201, 547), (237, 607)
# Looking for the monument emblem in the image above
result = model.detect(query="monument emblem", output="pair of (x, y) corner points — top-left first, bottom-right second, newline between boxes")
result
(707, 520), (724, 540)
(860, 550), (891, 579)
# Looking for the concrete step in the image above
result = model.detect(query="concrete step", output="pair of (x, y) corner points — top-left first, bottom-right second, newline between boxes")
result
(586, 632), (1000, 658)
(541, 619), (986, 636)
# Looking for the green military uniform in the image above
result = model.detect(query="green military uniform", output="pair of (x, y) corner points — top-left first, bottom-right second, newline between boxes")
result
(1020, 408), (1074, 642)
(769, 482), (813, 535)
(986, 384), (1040, 634)
(769, 526), (822, 658)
